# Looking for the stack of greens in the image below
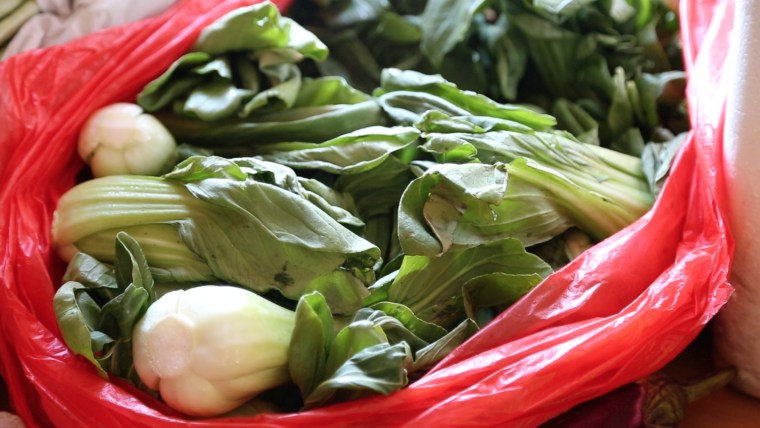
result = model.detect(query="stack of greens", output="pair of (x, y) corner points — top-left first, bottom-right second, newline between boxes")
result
(51, 0), (684, 418)
(288, 0), (686, 173)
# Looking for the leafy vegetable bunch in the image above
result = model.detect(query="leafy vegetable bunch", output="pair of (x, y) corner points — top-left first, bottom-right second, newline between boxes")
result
(289, 0), (687, 165)
(51, 0), (683, 418)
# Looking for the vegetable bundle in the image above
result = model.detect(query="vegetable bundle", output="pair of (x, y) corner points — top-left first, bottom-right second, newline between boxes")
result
(288, 0), (687, 158)
(0, 0), (734, 426)
(49, 1), (679, 418)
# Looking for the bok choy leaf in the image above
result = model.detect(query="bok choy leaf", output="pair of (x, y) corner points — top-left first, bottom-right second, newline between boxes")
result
(52, 156), (380, 314)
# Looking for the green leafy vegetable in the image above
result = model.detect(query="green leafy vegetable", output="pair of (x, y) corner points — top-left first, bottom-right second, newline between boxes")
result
(376, 68), (556, 130)
(307, 341), (411, 407)
(419, 0), (489, 68)
(407, 109), (654, 247)
(53, 232), (156, 382)
(335, 156), (417, 263)
(52, 156), (380, 314)
(412, 318), (477, 372)
(49, 0), (690, 418)
(154, 98), (385, 152)
(289, 291), (335, 401)
(289, 291), (412, 409)
(289, 0), (687, 155)
(255, 126), (420, 174)
(397, 155), (648, 258)
(385, 238), (553, 327)
(192, 3), (329, 58)
(137, 2), (386, 149)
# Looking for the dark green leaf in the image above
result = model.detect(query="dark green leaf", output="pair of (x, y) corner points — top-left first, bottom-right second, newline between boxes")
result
(335, 155), (415, 218)
(298, 177), (365, 231)
(103, 339), (138, 382)
(289, 291), (335, 399)
(62, 252), (118, 291)
(511, 13), (587, 98)
(410, 130), (654, 244)
(240, 65), (302, 116)
(635, 71), (687, 132)
(136, 52), (213, 112)
(306, 271), (371, 315)
(388, 238), (552, 326)
(293, 77), (373, 107)
(165, 157), (381, 309)
(610, 127), (646, 157)
(54, 234), (161, 384)
(419, 133), (479, 163)
(414, 110), (486, 134)
(351, 307), (430, 351)
(377, 11), (422, 45)
(369, 302), (447, 343)
(154, 100), (385, 148)
(306, 342), (411, 408)
(398, 162), (571, 254)
(99, 284), (150, 339)
(363, 270), (398, 307)
(551, 99), (600, 145)
(113, 232), (154, 297)
(324, 320), (389, 378)
(231, 53), (261, 92)
(415, 110), (536, 134)
(53, 282), (107, 376)
(192, 2), (328, 60)
(311, 32), (384, 93)
(607, 67), (635, 137)
(179, 81), (249, 121)
(396, 168), (446, 255)
(641, 132), (685, 196)
(419, 0), (487, 67)
(378, 69), (556, 130)
(477, 13), (528, 101)
(412, 319), (477, 372)
(379, 90), (471, 125)
(255, 126), (420, 174)
(462, 272), (544, 327)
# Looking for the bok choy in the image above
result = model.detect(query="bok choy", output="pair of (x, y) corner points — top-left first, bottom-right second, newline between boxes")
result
(136, 2), (386, 151)
(133, 285), (296, 417)
(50, 0), (678, 419)
(52, 156), (379, 314)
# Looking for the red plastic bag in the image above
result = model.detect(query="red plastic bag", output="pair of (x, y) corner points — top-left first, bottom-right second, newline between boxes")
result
(0, 0), (735, 426)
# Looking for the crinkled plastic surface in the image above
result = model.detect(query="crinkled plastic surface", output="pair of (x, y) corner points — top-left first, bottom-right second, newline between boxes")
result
(0, 0), (735, 426)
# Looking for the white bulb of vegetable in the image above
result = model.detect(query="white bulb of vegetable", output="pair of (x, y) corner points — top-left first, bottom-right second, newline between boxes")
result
(78, 103), (176, 177)
(132, 285), (296, 417)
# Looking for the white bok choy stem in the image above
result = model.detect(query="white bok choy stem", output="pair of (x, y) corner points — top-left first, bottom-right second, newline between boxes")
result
(133, 285), (296, 417)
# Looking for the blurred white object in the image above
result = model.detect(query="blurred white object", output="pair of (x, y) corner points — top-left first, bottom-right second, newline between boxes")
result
(1, 0), (176, 60)
(714, 0), (760, 398)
